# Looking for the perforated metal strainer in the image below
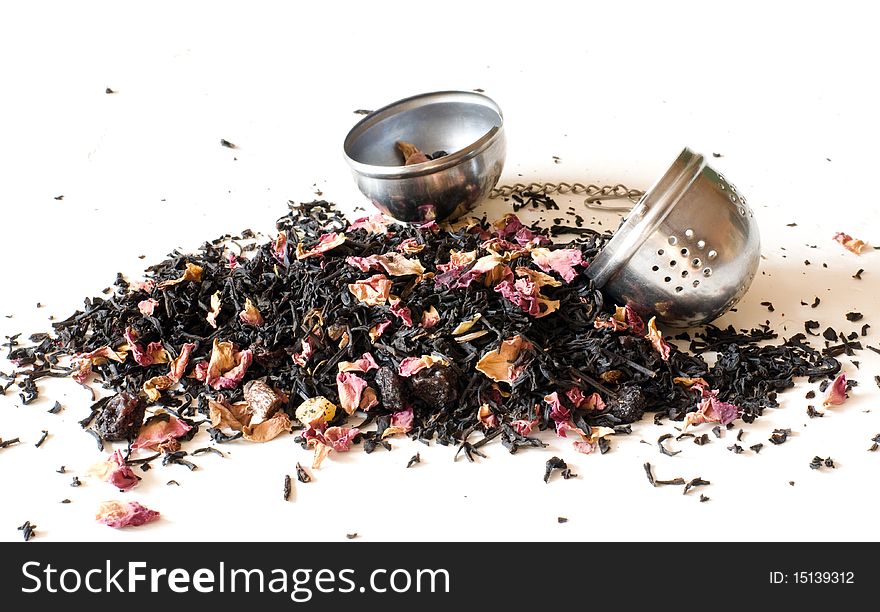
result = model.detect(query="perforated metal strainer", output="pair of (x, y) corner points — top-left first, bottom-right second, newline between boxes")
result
(584, 148), (761, 327)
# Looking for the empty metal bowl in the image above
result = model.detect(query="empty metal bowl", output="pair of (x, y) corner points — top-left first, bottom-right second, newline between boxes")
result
(343, 91), (506, 223)
(586, 148), (761, 327)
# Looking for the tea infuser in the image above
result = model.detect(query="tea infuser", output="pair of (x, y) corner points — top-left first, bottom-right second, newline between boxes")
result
(344, 92), (760, 327)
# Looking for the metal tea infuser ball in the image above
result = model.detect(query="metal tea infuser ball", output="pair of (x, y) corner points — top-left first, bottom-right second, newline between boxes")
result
(343, 92), (760, 328)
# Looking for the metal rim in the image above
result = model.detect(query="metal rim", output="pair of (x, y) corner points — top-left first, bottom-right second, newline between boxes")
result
(343, 90), (504, 179)
(586, 148), (706, 289)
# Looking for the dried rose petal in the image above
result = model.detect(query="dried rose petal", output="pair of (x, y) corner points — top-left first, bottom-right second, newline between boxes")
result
(494, 269), (560, 318)
(645, 317), (671, 361)
(291, 336), (316, 367)
(451, 314), (482, 336)
(204, 339), (253, 390)
(323, 426), (360, 452)
(396, 238), (425, 254)
(337, 352), (379, 373)
(96, 500), (159, 528)
(226, 252), (240, 270)
(369, 319), (393, 342)
(544, 392), (571, 423)
(336, 371), (369, 415)
(131, 415), (192, 451)
(389, 297), (413, 326)
(296, 232), (346, 260)
(398, 354), (449, 377)
(822, 373), (848, 407)
(530, 248), (584, 283)
(382, 406), (414, 438)
(206, 291), (222, 328)
(349, 214), (390, 235)
(684, 389), (740, 429)
(123, 328), (169, 367)
(143, 342), (195, 401)
(88, 450), (140, 491)
(434, 250), (478, 288)
(833, 232), (867, 254)
(75, 346), (127, 367)
(138, 298), (159, 316)
(673, 376), (710, 389)
(555, 420), (587, 438)
(420, 305), (440, 329)
(348, 274), (393, 306)
(241, 411), (291, 442)
(493, 214), (550, 247)
(346, 252), (425, 276)
(157, 262), (203, 289)
(475, 336), (532, 384)
(572, 426), (615, 453)
(477, 404), (498, 429)
(239, 298), (264, 326)
(131, 279), (156, 293)
(511, 418), (538, 436)
(272, 231), (289, 265)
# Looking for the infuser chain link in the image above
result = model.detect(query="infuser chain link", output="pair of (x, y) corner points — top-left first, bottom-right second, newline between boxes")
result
(489, 181), (644, 211)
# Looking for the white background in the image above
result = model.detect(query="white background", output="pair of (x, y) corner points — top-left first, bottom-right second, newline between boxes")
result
(1, 1), (878, 542)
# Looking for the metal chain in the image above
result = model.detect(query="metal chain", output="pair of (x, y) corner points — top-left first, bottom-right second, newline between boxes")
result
(489, 181), (644, 210)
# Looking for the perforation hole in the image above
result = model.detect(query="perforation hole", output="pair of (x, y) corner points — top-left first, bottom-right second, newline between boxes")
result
(707, 250), (718, 259)
(692, 280), (701, 288)
(738, 207), (746, 216)
(664, 276), (671, 283)
(691, 258), (702, 268)
(651, 265), (659, 272)
(680, 248), (689, 256)
(668, 236), (678, 246)
(681, 270), (689, 278)
(697, 240), (706, 249)
(703, 268), (712, 277)
(657, 249), (665, 256)
(684, 228), (694, 239)
(675, 286), (683, 293)
(669, 260), (677, 267)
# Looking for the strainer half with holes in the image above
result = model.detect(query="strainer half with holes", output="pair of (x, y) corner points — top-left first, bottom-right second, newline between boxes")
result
(585, 147), (761, 328)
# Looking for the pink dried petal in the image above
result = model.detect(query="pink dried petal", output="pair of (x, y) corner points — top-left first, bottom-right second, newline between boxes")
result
(391, 407), (413, 432)
(510, 419), (538, 436)
(544, 392), (571, 423)
(213, 350), (253, 390)
(573, 440), (597, 454)
(71, 360), (93, 384)
(624, 305), (645, 336)
(205, 291), (222, 329)
(168, 343), (195, 381)
(833, 232), (867, 254)
(323, 426), (360, 452)
(272, 231), (289, 265)
(239, 298), (264, 326)
(389, 298), (413, 326)
(336, 371), (368, 415)
(396, 238), (424, 254)
(350, 252), (424, 276)
(131, 415), (192, 451)
(555, 420), (586, 438)
(475, 336), (532, 384)
(494, 270), (559, 318)
(369, 319), (392, 342)
(96, 500), (160, 528)
(349, 214), (390, 235)
(645, 317), (671, 361)
(822, 373), (848, 407)
(420, 305), (440, 329)
(348, 274), (393, 306)
(346, 255), (382, 272)
(107, 451), (139, 491)
(132, 279), (156, 293)
(138, 298), (159, 316)
(530, 248), (584, 283)
(337, 352), (379, 373)
(477, 404), (498, 429)
(398, 355), (449, 377)
(291, 337), (315, 367)
(226, 252), (240, 270)
(124, 327), (168, 367)
(296, 232), (346, 260)
(192, 362), (208, 381)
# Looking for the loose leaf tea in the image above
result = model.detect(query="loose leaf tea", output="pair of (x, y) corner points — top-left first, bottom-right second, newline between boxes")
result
(2, 198), (853, 525)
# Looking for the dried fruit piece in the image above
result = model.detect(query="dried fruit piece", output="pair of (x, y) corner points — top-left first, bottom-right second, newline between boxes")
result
(94, 392), (146, 441)
(410, 366), (459, 409)
(374, 366), (407, 412)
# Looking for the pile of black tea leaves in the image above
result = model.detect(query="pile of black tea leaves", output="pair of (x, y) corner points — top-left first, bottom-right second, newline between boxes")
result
(4, 200), (845, 479)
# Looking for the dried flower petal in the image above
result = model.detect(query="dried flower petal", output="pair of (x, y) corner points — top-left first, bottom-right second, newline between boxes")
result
(494, 214), (551, 247)
(157, 263), (203, 289)
(296, 232), (346, 260)
(337, 352), (379, 373)
(475, 336), (532, 384)
(452, 314), (482, 336)
(398, 354), (450, 377)
(477, 404), (498, 428)
(74, 346), (127, 368)
(88, 450), (139, 491)
(123, 327), (169, 367)
(573, 426), (615, 454)
(241, 411), (291, 442)
(346, 252), (425, 276)
(348, 274), (393, 306)
(530, 248), (584, 282)
(239, 298), (264, 326)
(545, 392), (571, 423)
(204, 339), (253, 390)
(272, 231), (289, 265)
(396, 238), (425, 254)
(131, 279), (156, 293)
(138, 298), (159, 316)
(510, 418), (538, 436)
(382, 406), (414, 438)
(323, 426), (360, 452)
(131, 415), (192, 451)
(684, 389), (740, 429)
(645, 317), (671, 361)
(368, 320), (392, 342)
(336, 371), (369, 415)
(206, 291), (222, 328)
(291, 336), (316, 367)
(311, 441), (332, 469)
(418, 305), (440, 329)
(822, 373), (848, 407)
(389, 296), (413, 327)
(494, 268), (560, 318)
(515, 266), (562, 288)
(673, 376), (710, 389)
(349, 214), (390, 235)
(96, 500), (159, 528)
(833, 232), (867, 254)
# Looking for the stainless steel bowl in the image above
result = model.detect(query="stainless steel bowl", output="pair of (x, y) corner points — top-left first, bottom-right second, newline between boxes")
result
(343, 91), (506, 223)
(586, 148), (761, 327)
